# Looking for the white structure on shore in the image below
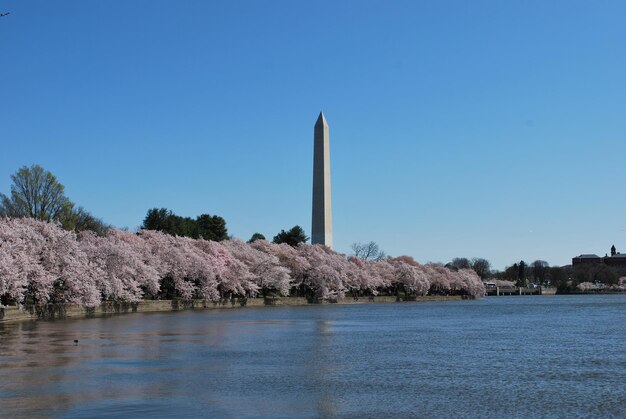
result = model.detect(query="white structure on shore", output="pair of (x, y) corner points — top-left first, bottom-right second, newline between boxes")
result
(311, 112), (333, 249)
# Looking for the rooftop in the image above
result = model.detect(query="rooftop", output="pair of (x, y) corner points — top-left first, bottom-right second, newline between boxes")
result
(609, 253), (626, 259)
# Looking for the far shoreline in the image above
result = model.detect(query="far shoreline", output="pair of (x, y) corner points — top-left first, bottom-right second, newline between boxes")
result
(0, 295), (473, 324)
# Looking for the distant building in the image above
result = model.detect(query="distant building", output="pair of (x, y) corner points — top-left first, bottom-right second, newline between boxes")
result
(572, 245), (626, 269)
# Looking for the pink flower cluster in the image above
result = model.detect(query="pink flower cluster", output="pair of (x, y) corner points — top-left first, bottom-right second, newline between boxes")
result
(0, 218), (485, 307)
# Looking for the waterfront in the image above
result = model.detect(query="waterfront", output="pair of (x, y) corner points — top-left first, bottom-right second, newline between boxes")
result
(1, 295), (625, 417)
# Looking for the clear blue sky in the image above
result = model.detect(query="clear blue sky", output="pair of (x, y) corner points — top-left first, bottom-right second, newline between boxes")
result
(1, 0), (625, 270)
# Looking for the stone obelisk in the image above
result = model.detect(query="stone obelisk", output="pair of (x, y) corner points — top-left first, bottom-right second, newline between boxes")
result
(311, 112), (333, 248)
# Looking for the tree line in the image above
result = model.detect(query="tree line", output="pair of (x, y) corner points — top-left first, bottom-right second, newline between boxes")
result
(0, 164), (310, 249)
(445, 256), (626, 293)
(0, 165), (109, 235)
(0, 218), (485, 307)
(4, 164), (618, 297)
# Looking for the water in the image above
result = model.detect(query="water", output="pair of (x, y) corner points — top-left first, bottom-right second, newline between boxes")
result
(1, 295), (625, 418)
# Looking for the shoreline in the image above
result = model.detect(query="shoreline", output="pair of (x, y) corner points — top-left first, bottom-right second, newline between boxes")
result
(0, 295), (471, 324)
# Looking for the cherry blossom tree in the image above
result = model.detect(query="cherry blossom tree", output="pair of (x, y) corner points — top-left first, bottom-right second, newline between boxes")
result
(79, 230), (161, 302)
(193, 238), (257, 299)
(578, 281), (600, 292)
(252, 240), (310, 279)
(0, 217), (487, 308)
(344, 256), (370, 295)
(390, 258), (430, 296)
(493, 279), (516, 287)
(367, 258), (396, 294)
(0, 219), (30, 304)
(1, 218), (55, 305)
(136, 230), (235, 300)
(251, 240), (311, 295)
(425, 263), (451, 294)
(613, 277), (626, 291)
(298, 244), (348, 300)
(455, 268), (486, 298)
(33, 219), (101, 307)
(0, 218), (100, 307)
(224, 239), (290, 296)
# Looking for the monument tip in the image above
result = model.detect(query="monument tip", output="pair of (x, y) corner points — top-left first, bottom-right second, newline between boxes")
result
(316, 111), (328, 127)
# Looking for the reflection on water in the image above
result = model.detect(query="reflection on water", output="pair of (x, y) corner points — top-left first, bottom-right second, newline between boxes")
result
(1, 296), (626, 417)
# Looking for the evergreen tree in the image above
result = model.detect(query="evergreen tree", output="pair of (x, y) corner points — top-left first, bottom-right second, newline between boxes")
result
(248, 232), (266, 243)
(273, 226), (308, 247)
(142, 208), (228, 241)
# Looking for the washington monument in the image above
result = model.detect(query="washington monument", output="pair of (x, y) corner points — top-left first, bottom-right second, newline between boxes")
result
(311, 112), (333, 248)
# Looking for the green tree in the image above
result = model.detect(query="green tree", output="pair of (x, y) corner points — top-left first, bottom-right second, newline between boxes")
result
(1, 165), (109, 235)
(0, 164), (73, 222)
(143, 208), (174, 232)
(248, 232), (266, 243)
(142, 208), (228, 241)
(171, 215), (198, 238)
(196, 214), (228, 241)
(273, 225), (308, 247)
(65, 206), (110, 236)
(517, 260), (528, 287)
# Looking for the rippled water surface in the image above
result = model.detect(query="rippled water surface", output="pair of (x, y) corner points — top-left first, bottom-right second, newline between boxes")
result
(1, 295), (626, 418)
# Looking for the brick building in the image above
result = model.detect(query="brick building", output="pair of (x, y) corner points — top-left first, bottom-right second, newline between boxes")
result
(572, 245), (626, 269)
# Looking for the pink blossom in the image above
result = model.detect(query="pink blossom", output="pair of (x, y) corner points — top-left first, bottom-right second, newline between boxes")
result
(298, 244), (348, 299)
(0, 218), (487, 307)
(224, 239), (290, 296)
(390, 258), (430, 296)
(0, 218), (100, 307)
(79, 230), (161, 302)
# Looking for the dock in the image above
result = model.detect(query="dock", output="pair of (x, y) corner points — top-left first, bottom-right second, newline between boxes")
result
(484, 286), (549, 296)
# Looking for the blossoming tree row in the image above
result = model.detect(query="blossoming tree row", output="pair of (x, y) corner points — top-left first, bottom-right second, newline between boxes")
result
(0, 218), (485, 307)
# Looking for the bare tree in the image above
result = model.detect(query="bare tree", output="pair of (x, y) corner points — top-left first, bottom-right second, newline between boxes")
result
(471, 258), (491, 279)
(448, 257), (471, 270)
(351, 241), (386, 261)
(531, 260), (549, 284)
